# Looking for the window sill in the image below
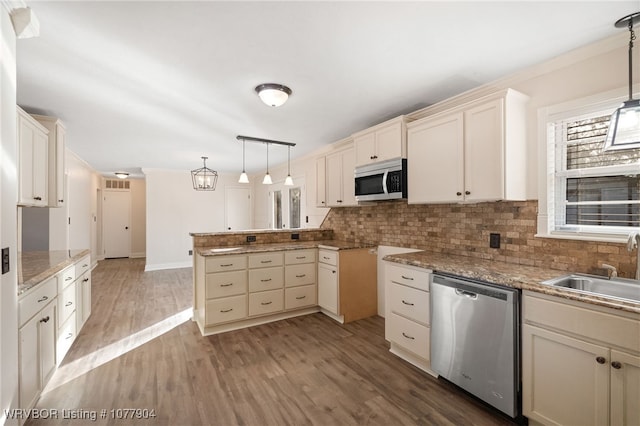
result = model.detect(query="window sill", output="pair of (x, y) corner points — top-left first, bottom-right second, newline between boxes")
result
(535, 231), (630, 244)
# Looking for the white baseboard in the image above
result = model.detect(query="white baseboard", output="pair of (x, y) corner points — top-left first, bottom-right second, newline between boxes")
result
(144, 261), (192, 272)
(130, 252), (146, 259)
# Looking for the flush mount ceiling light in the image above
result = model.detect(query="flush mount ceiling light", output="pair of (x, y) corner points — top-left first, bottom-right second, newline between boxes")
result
(191, 156), (218, 191)
(255, 83), (292, 107)
(114, 171), (129, 179)
(236, 135), (296, 186)
(604, 11), (640, 151)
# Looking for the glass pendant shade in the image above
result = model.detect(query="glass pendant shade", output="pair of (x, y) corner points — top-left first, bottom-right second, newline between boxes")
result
(255, 83), (291, 107)
(238, 172), (249, 184)
(262, 173), (273, 185)
(284, 175), (294, 186)
(604, 99), (640, 151)
(191, 156), (218, 191)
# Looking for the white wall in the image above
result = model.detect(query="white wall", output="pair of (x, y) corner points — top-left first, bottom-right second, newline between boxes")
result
(144, 169), (247, 271)
(0, 5), (19, 422)
(130, 178), (146, 258)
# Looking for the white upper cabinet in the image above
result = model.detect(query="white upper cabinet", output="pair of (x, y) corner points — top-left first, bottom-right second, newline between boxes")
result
(325, 145), (356, 207)
(407, 89), (528, 204)
(33, 114), (66, 208)
(315, 156), (327, 208)
(17, 106), (49, 207)
(353, 116), (407, 167)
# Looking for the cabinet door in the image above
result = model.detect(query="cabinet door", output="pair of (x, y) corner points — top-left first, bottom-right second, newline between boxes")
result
(522, 324), (610, 426)
(375, 121), (403, 162)
(325, 151), (343, 207)
(51, 124), (66, 206)
(407, 112), (463, 204)
(315, 156), (327, 207)
(318, 263), (338, 315)
(79, 273), (92, 328)
(19, 315), (40, 410)
(354, 132), (376, 166)
(611, 350), (640, 426)
(340, 147), (356, 206)
(464, 98), (504, 202)
(39, 302), (57, 386)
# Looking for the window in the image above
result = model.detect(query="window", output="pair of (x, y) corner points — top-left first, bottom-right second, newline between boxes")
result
(547, 107), (640, 239)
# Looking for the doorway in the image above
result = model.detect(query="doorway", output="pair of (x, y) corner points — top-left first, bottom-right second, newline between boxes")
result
(225, 187), (251, 231)
(103, 190), (131, 258)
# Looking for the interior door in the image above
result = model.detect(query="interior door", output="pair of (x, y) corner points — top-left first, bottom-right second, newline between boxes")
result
(103, 191), (131, 258)
(225, 187), (251, 231)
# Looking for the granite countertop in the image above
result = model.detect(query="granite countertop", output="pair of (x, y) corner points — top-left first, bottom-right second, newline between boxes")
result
(195, 240), (374, 257)
(18, 249), (91, 296)
(190, 228), (325, 237)
(383, 250), (640, 315)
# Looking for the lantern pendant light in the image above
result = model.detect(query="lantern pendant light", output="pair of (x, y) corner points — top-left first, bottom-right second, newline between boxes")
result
(262, 143), (273, 185)
(604, 12), (640, 151)
(238, 139), (249, 183)
(191, 156), (218, 191)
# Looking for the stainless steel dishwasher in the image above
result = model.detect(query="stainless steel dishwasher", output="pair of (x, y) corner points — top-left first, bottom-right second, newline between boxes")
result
(430, 273), (520, 419)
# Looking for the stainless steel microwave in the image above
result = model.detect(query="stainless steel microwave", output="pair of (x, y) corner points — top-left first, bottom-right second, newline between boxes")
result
(355, 158), (407, 202)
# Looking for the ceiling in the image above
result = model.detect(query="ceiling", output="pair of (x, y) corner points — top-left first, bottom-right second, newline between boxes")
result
(16, 1), (638, 178)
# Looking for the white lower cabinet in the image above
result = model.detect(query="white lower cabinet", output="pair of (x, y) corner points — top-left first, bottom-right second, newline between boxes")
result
(249, 289), (284, 316)
(384, 262), (434, 375)
(317, 261), (338, 316)
(522, 291), (640, 426)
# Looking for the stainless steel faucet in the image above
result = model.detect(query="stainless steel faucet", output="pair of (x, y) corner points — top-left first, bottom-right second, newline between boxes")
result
(628, 231), (640, 280)
(601, 263), (618, 279)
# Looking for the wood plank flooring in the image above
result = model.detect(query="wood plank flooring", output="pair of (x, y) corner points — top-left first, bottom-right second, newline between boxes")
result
(28, 258), (514, 426)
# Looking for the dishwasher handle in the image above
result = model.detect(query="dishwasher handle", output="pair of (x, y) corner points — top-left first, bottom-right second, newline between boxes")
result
(455, 288), (478, 299)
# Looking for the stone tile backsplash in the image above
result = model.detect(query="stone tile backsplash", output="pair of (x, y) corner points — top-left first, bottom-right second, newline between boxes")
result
(192, 228), (334, 248)
(320, 200), (637, 278)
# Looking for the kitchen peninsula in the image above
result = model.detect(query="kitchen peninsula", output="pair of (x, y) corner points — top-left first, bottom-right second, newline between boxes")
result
(190, 228), (378, 336)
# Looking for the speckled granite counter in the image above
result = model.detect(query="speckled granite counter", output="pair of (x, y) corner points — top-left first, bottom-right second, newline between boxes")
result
(383, 250), (640, 315)
(195, 240), (374, 257)
(18, 249), (90, 296)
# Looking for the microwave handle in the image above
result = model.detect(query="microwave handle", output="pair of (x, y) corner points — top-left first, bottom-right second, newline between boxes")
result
(382, 170), (389, 194)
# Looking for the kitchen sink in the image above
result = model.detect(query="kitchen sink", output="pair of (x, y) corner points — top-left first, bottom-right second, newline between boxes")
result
(541, 274), (640, 302)
(208, 247), (241, 253)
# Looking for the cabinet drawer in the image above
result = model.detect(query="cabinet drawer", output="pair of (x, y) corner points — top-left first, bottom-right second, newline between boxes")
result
(205, 255), (247, 273)
(57, 311), (77, 363)
(59, 281), (77, 325)
(285, 249), (316, 265)
(206, 270), (247, 299)
(387, 312), (430, 360)
(248, 252), (283, 269)
(74, 255), (91, 277)
(524, 293), (640, 353)
(59, 266), (76, 290)
(205, 295), (247, 326)
(318, 250), (338, 266)
(285, 285), (317, 310)
(389, 283), (429, 325)
(19, 276), (57, 327)
(387, 264), (430, 292)
(249, 289), (284, 316)
(285, 263), (316, 287)
(249, 267), (284, 292)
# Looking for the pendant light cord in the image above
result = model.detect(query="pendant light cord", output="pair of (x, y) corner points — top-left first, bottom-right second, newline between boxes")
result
(242, 140), (246, 172)
(628, 19), (636, 101)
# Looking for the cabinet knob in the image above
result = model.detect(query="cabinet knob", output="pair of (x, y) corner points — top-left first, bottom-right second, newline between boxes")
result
(456, 192), (462, 196)
(321, 201), (325, 204)
(611, 361), (622, 369)
(465, 191), (471, 195)
(596, 356), (606, 364)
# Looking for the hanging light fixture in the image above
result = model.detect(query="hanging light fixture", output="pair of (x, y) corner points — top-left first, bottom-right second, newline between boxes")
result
(114, 171), (129, 179)
(284, 145), (294, 186)
(604, 12), (640, 151)
(191, 156), (218, 191)
(238, 139), (249, 184)
(255, 83), (292, 107)
(262, 143), (273, 185)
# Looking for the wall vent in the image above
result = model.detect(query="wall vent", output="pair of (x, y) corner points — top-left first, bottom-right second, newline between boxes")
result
(105, 179), (130, 191)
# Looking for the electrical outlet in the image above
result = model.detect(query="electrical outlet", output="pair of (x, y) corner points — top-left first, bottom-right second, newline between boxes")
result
(291, 233), (300, 240)
(2, 247), (9, 274)
(247, 235), (256, 243)
(188, 250), (193, 256)
(489, 233), (501, 249)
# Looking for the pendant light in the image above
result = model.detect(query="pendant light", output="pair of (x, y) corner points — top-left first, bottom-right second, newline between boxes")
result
(604, 12), (640, 151)
(255, 83), (292, 107)
(284, 145), (294, 186)
(262, 143), (273, 185)
(238, 139), (249, 183)
(191, 156), (218, 191)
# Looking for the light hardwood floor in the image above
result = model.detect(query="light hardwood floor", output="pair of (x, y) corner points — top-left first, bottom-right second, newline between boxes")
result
(28, 258), (514, 426)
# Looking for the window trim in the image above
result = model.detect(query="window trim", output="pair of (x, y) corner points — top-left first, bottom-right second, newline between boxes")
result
(536, 87), (640, 243)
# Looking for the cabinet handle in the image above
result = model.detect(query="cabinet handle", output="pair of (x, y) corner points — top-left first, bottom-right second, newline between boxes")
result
(220, 263), (233, 267)
(337, 200), (342, 203)
(402, 332), (415, 340)
(66, 332), (73, 340)
(456, 192), (462, 196)
(401, 300), (414, 306)
(611, 361), (622, 369)
(260, 260), (272, 264)
(295, 296), (306, 300)
(58, 199), (64, 203)
(295, 274), (306, 278)
(465, 191), (471, 195)
(261, 301), (273, 306)
(65, 301), (73, 307)
(296, 256), (306, 260)
(401, 275), (414, 281)
(33, 196), (42, 200)
(596, 356), (606, 364)
(39, 316), (50, 323)
(220, 283), (233, 287)
(220, 308), (233, 313)
(82, 264), (88, 267)
(37, 296), (48, 303)
(323, 256), (330, 260)
(260, 278), (272, 282)
(83, 278), (89, 282)
(65, 277), (72, 281)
